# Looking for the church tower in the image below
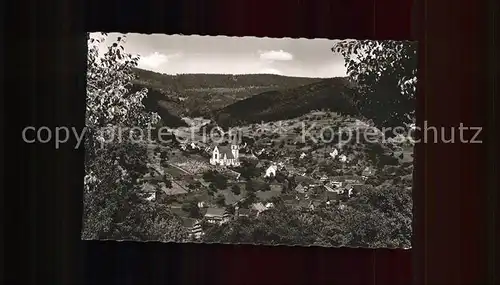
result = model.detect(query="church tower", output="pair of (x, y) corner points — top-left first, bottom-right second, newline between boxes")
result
(231, 144), (239, 160)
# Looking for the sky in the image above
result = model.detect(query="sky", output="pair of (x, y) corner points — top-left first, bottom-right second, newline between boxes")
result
(90, 33), (348, 78)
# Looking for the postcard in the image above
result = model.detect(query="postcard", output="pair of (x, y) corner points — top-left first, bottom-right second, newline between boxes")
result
(83, 33), (416, 248)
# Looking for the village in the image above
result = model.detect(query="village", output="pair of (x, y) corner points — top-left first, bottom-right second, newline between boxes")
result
(82, 34), (416, 249)
(136, 111), (414, 240)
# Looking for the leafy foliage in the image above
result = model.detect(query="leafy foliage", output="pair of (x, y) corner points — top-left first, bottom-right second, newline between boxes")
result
(132, 68), (322, 117)
(203, 182), (412, 248)
(231, 184), (241, 195)
(332, 40), (417, 132)
(215, 194), (226, 207)
(236, 159), (260, 180)
(82, 33), (188, 241)
(202, 170), (228, 189)
(214, 78), (359, 127)
(181, 200), (202, 219)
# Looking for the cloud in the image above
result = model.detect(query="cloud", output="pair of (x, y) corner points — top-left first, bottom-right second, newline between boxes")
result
(138, 52), (181, 70)
(259, 50), (293, 61)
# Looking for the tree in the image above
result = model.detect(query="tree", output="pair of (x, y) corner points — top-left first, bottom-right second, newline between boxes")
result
(262, 183), (271, 192)
(201, 181), (411, 248)
(82, 33), (187, 242)
(202, 170), (216, 181)
(213, 174), (228, 189)
(182, 200), (202, 219)
(275, 172), (287, 183)
(244, 191), (257, 205)
(215, 194), (226, 208)
(332, 40), (417, 133)
(202, 206), (322, 246)
(208, 183), (217, 194)
(231, 184), (241, 195)
(287, 176), (297, 191)
(237, 160), (260, 180)
(268, 196), (284, 207)
(203, 170), (228, 189)
(164, 178), (173, 188)
(225, 204), (235, 215)
(109, 199), (189, 242)
(245, 180), (256, 192)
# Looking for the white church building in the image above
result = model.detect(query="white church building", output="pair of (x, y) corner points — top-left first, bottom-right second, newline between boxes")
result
(210, 144), (240, 167)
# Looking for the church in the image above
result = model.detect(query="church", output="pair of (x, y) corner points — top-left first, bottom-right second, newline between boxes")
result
(210, 144), (240, 167)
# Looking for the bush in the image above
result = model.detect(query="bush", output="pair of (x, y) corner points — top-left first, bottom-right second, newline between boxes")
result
(182, 200), (202, 219)
(215, 194), (226, 207)
(231, 184), (241, 195)
(82, 34), (194, 242)
(203, 170), (228, 189)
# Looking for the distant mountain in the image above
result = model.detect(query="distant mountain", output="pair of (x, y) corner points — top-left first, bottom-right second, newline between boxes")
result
(131, 68), (322, 119)
(212, 77), (360, 128)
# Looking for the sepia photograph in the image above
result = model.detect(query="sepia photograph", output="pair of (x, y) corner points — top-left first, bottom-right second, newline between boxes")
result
(83, 33), (417, 248)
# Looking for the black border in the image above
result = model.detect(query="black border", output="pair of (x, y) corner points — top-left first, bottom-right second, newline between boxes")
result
(5, 0), (495, 284)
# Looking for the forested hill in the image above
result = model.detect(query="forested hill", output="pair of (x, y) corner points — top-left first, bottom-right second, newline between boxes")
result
(213, 77), (360, 127)
(131, 68), (324, 119)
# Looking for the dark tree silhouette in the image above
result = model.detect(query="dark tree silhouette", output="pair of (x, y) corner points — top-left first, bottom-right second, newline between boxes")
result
(82, 33), (188, 242)
(332, 40), (417, 134)
(231, 184), (241, 195)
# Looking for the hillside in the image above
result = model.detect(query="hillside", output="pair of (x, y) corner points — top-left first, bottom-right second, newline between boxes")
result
(134, 69), (321, 117)
(132, 68), (322, 118)
(212, 77), (360, 127)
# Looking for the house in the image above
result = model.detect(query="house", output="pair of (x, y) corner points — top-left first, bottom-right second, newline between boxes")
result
(182, 218), (204, 239)
(251, 202), (269, 215)
(145, 193), (156, 202)
(344, 183), (363, 197)
(234, 206), (250, 217)
(329, 181), (343, 188)
(210, 144), (240, 167)
(338, 154), (347, 162)
(204, 207), (231, 224)
(329, 148), (339, 159)
(264, 164), (278, 177)
(326, 185), (344, 194)
(295, 183), (306, 194)
(361, 167), (375, 180)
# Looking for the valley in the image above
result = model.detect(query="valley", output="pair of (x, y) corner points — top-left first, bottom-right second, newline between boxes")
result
(129, 67), (414, 245)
